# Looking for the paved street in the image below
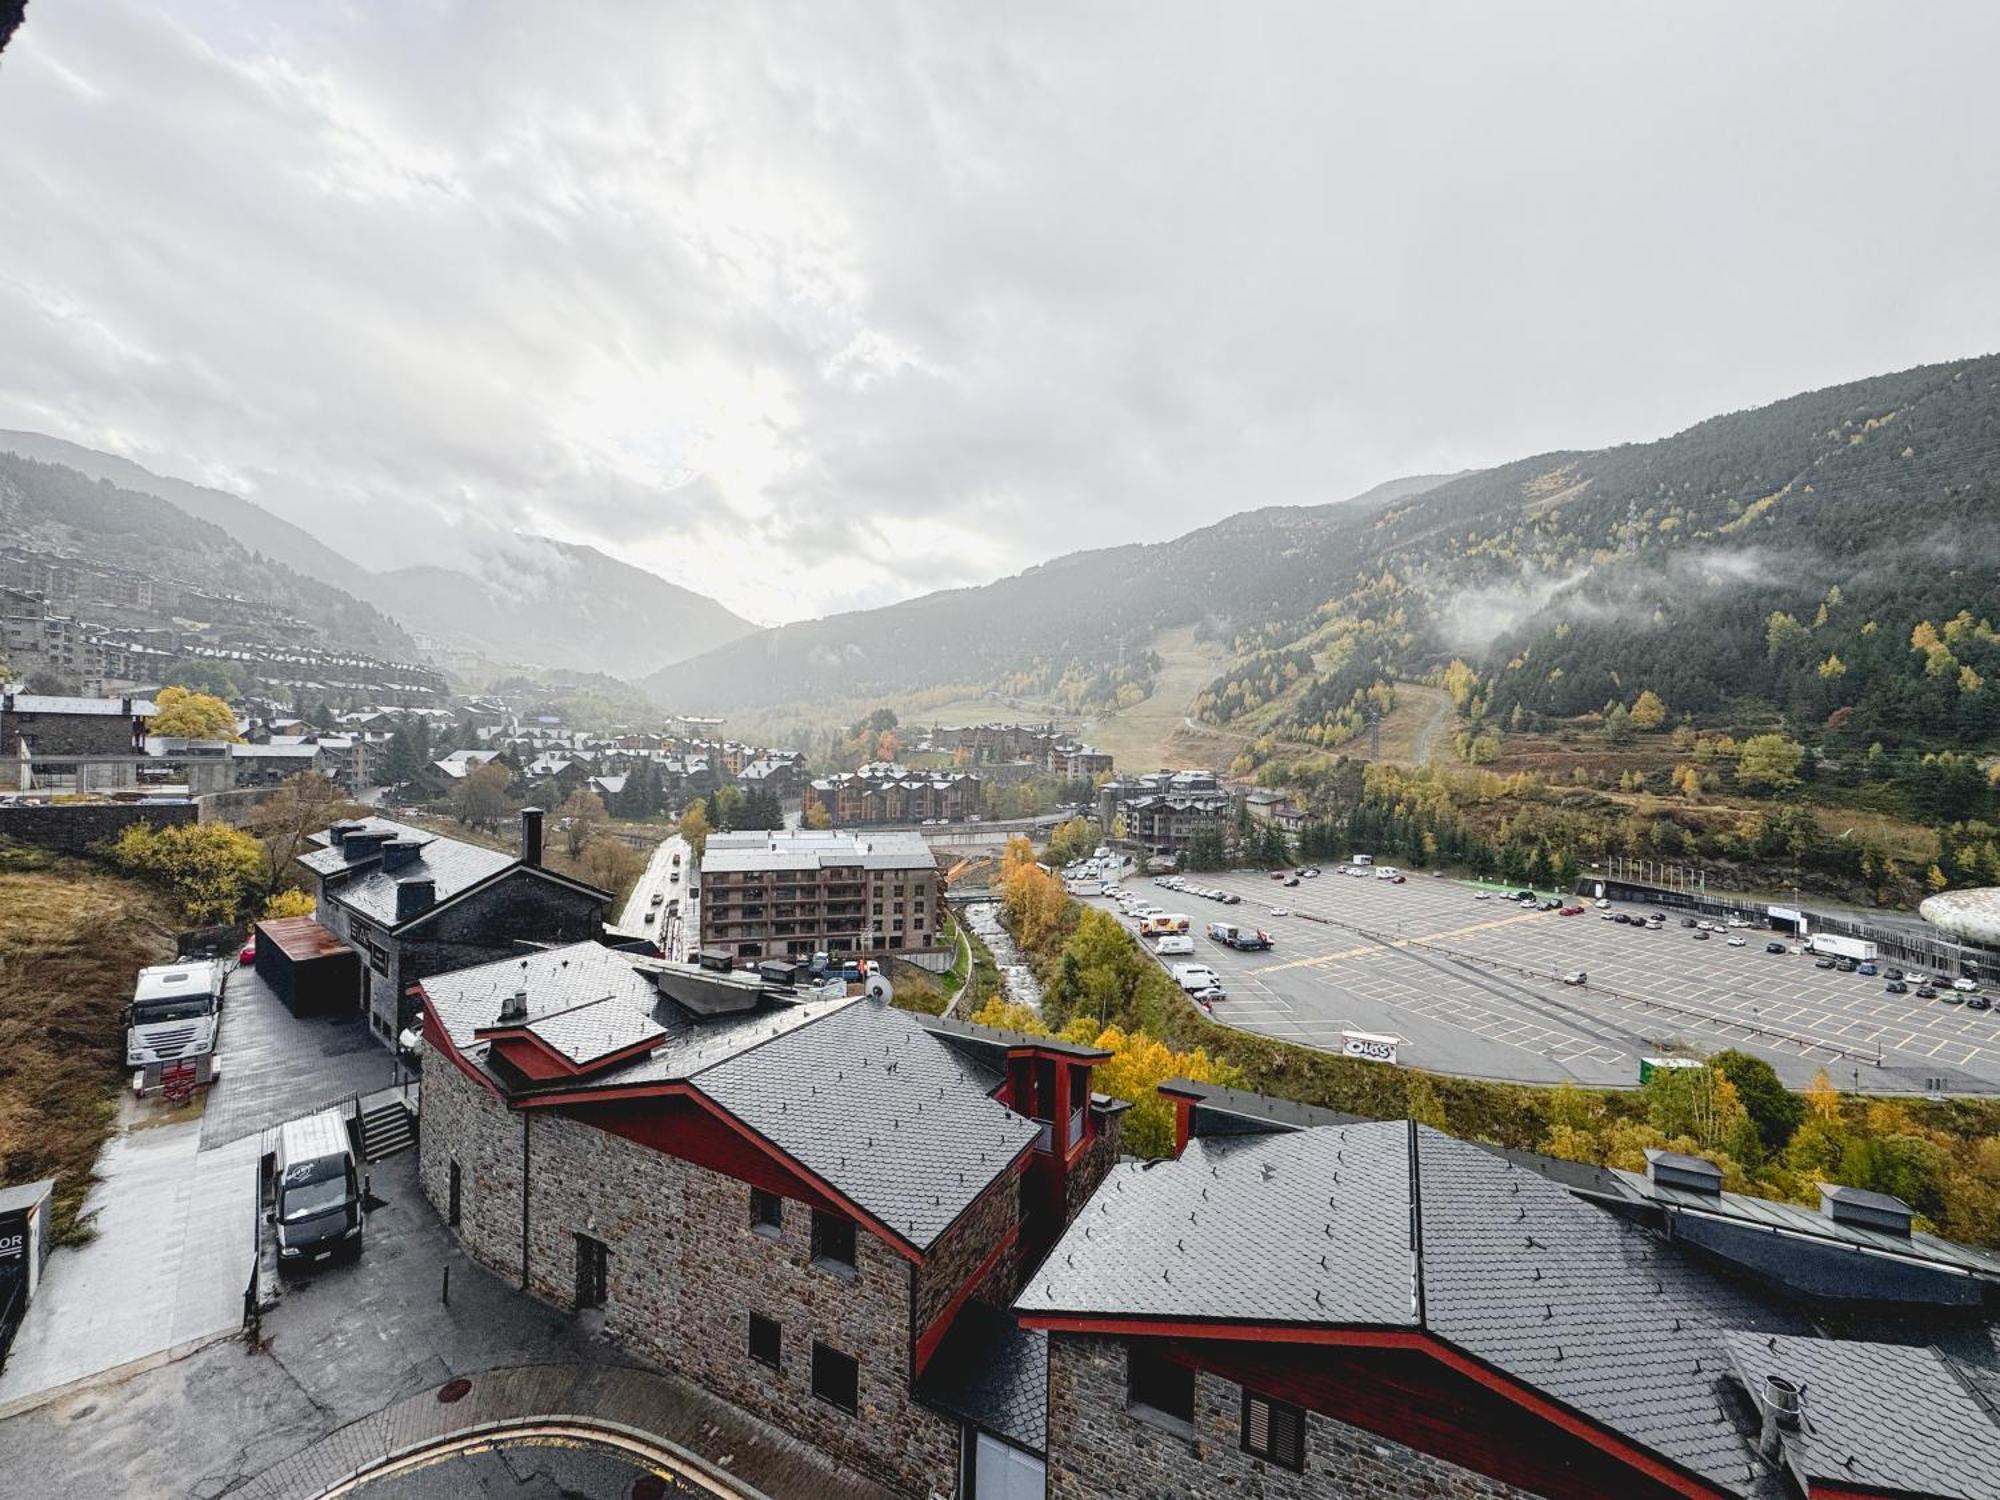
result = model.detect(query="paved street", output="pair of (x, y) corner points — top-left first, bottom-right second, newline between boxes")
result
(613, 833), (696, 959)
(1093, 867), (2000, 1093)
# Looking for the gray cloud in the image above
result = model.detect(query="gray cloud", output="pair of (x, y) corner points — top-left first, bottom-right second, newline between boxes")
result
(3, 1), (1999, 626)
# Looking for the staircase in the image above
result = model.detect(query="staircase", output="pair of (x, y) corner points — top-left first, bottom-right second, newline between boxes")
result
(358, 1095), (417, 1162)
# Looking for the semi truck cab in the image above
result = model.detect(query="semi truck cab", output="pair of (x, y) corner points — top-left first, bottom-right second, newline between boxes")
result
(126, 962), (223, 1091)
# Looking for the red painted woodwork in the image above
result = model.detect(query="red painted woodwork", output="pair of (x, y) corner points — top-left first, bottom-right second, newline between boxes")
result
(1018, 1316), (1726, 1499)
(476, 1026), (664, 1082)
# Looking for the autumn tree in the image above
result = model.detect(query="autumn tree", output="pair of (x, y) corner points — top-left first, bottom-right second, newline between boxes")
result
(678, 800), (712, 859)
(451, 761), (511, 829)
(802, 798), (833, 830)
(247, 771), (357, 896)
(150, 685), (241, 742)
(111, 820), (265, 924)
(1736, 733), (1805, 792)
(558, 788), (608, 858)
(262, 887), (318, 920)
(1629, 689), (1668, 731)
(578, 836), (646, 895)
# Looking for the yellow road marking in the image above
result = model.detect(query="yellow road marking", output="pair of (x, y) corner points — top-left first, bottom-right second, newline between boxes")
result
(1252, 909), (1548, 974)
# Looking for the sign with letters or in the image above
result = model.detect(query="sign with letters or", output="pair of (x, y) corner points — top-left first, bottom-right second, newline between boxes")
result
(1341, 1031), (1399, 1065)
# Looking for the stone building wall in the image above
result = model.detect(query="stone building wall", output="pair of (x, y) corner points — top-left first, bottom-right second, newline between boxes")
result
(0, 799), (195, 853)
(420, 1063), (960, 1499)
(1065, 1110), (1123, 1224)
(1044, 1333), (1540, 1500)
(915, 1162), (1022, 1334)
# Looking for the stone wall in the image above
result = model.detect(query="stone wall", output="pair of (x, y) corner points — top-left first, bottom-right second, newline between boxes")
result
(0, 707), (137, 757)
(915, 1162), (1022, 1335)
(1045, 1333), (1540, 1500)
(421, 1060), (960, 1498)
(0, 799), (196, 853)
(1065, 1109), (1123, 1224)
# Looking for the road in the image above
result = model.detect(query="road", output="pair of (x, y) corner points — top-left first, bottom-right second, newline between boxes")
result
(1091, 867), (2000, 1094)
(613, 832), (697, 959)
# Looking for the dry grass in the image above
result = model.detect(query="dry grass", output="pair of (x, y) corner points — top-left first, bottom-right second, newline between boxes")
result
(1076, 626), (1236, 772)
(0, 844), (180, 1242)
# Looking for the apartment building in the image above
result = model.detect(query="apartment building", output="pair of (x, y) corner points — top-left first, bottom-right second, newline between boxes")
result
(806, 762), (986, 826)
(699, 828), (947, 966)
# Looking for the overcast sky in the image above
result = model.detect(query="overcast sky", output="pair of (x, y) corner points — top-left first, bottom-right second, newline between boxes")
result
(2, 2), (1998, 626)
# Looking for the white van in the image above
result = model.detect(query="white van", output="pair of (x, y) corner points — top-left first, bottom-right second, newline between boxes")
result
(127, 961), (223, 1091)
(1171, 962), (1221, 993)
(273, 1109), (364, 1268)
(1154, 934), (1195, 956)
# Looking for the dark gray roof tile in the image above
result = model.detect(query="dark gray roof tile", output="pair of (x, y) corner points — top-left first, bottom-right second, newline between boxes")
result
(917, 1302), (1047, 1452)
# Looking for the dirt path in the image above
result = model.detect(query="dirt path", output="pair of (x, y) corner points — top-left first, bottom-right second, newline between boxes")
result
(1412, 689), (1455, 767)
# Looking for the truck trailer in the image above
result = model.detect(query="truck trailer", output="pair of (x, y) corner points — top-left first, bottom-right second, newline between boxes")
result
(1205, 922), (1273, 951)
(1807, 934), (1878, 963)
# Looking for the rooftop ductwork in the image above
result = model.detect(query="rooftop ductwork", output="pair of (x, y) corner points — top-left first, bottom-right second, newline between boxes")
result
(326, 820), (366, 848)
(498, 987), (529, 1025)
(1645, 1148), (1724, 1197)
(1754, 1372), (1805, 1462)
(1819, 1182), (1914, 1239)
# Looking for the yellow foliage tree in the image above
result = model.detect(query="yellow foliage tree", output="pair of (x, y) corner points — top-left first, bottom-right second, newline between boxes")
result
(1628, 689), (1668, 730)
(111, 820), (265, 924)
(149, 685), (241, 742)
(677, 800), (711, 859)
(261, 887), (317, 920)
(802, 799), (833, 830)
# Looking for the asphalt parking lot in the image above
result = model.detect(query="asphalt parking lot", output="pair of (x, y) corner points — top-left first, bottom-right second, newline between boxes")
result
(1093, 867), (2000, 1094)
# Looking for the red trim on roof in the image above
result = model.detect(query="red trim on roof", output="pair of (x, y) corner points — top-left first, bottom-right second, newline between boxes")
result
(473, 1023), (663, 1081)
(1014, 1317), (1727, 1498)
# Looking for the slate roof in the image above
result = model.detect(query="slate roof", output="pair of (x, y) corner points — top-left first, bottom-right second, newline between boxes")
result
(523, 994), (667, 1066)
(1607, 1166), (2000, 1281)
(423, 943), (1034, 1253)
(1722, 1332), (2000, 1500)
(1, 693), (154, 715)
(917, 1300), (1048, 1452)
(1018, 1120), (1818, 1495)
(300, 816), (523, 929)
(1017, 1125), (1418, 1327)
(697, 1000), (1040, 1251)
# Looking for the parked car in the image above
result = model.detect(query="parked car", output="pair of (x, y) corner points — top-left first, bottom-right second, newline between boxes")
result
(1561, 971), (1588, 986)
(239, 938), (257, 966)
(1836, 958), (1857, 973)
(1692, 929), (1710, 941)
(1727, 935), (1746, 947)
(1474, 892), (1491, 901)
(1269, 871), (1287, 881)
(1917, 985), (1939, 999)
(1941, 990), (1966, 1006)
(1765, 941), (1787, 954)
(1594, 898), (1611, 909)
(1814, 957), (1837, 969)
(1681, 917), (1698, 929)
(1269, 907), (1290, 917)
(1970, 995), (1993, 1012)
(1886, 979), (1909, 994)
(1955, 977), (1979, 992)
(1559, 905), (1584, 916)
(1283, 876), (1300, 887)
(1857, 962), (1878, 977)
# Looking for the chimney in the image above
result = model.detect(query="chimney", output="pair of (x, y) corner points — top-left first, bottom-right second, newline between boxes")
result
(1819, 1182), (1913, 1239)
(1644, 1148), (1723, 1197)
(395, 877), (436, 922)
(342, 831), (390, 862)
(1754, 1373), (1805, 1462)
(121, 696), (133, 716)
(520, 807), (544, 868)
(498, 987), (529, 1024)
(381, 838), (424, 872)
(326, 820), (364, 847)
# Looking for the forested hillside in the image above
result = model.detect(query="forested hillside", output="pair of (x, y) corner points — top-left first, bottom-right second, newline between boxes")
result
(643, 472), (1461, 711)
(0, 452), (418, 659)
(1195, 355), (2000, 758)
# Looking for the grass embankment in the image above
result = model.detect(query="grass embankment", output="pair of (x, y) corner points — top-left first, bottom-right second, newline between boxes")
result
(0, 842), (179, 1243)
(890, 911), (1003, 1020)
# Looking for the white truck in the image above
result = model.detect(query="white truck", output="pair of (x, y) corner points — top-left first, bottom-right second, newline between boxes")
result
(1170, 962), (1221, 994)
(1807, 934), (1877, 963)
(127, 960), (224, 1094)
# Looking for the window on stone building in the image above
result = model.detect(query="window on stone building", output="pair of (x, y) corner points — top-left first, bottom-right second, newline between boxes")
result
(1241, 1391), (1306, 1470)
(447, 1160), (461, 1226)
(1127, 1346), (1195, 1430)
(748, 1311), (781, 1369)
(812, 1341), (859, 1413)
(750, 1187), (783, 1238)
(811, 1208), (856, 1272)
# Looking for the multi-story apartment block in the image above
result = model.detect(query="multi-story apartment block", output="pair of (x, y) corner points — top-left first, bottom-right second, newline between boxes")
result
(699, 828), (947, 966)
(1095, 770), (1233, 855)
(806, 762), (986, 826)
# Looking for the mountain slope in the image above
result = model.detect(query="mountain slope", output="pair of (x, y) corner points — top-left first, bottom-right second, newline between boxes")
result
(0, 452), (419, 659)
(358, 537), (757, 682)
(642, 473), (1463, 711)
(0, 430), (370, 589)
(648, 357), (2000, 756)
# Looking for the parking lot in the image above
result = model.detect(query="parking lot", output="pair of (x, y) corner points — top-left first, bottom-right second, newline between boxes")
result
(1091, 866), (2000, 1094)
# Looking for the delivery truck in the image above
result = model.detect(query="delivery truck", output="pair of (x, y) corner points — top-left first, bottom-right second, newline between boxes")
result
(1205, 922), (1272, 951)
(1807, 934), (1877, 963)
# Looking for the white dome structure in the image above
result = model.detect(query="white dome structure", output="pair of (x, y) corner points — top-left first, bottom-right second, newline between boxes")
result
(1919, 888), (2000, 948)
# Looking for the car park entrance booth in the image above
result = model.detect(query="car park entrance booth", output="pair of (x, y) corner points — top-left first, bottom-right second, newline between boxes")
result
(254, 915), (363, 1016)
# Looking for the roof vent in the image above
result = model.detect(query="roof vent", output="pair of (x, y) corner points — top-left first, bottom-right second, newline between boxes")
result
(1754, 1372), (1805, 1461)
(395, 877), (436, 922)
(1819, 1182), (1913, 1239)
(499, 987), (529, 1024)
(381, 838), (424, 872)
(1645, 1148), (1723, 1197)
(326, 820), (366, 847)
